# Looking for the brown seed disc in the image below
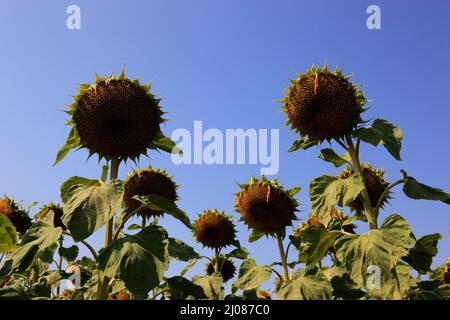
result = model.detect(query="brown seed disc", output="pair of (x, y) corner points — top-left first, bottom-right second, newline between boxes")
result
(123, 171), (177, 217)
(345, 168), (387, 211)
(206, 256), (236, 282)
(237, 184), (295, 233)
(74, 79), (161, 159)
(194, 211), (235, 248)
(0, 199), (31, 234)
(39, 204), (66, 230)
(286, 73), (360, 139)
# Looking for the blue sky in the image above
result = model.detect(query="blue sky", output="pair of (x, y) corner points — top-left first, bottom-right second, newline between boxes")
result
(1, 0), (449, 286)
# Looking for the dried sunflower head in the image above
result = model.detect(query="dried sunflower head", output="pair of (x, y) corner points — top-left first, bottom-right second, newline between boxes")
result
(123, 167), (178, 217)
(339, 164), (389, 211)
(206, 256), (236, 282)
(36, 203), (65, 230)
(0, 196), (32, 234)
(281, 64), (367, 143)
(235, 177), (300, 234)
(55, 69), (179, 165)
(194, 210), (236, 248)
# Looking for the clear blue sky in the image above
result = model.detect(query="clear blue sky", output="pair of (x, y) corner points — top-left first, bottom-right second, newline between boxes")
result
(1, 0), (449, 283)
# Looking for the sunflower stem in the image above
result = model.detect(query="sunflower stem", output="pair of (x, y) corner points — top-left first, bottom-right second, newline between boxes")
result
(276, 232), (289, 281)
(97, 158), (120, 300)
(346, 136), (378, 229)
(214, 248), (220, 273)
(374, 178), (406, 215)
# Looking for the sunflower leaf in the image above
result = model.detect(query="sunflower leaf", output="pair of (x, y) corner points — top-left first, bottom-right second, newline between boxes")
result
(318, 148), (351, 167)
(62, 178), (124, 241)
(97, 225), (169, 299)
(0, 215), (17, 253)
(402, 174), (450, 205)
(53, 128), (81, 166)
(132, 194), (192, 229)
(354, 119), (403, 160)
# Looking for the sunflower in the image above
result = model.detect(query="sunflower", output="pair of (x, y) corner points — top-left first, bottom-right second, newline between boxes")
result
(55, 69), (178, 165)
(235, 177), (300, 234)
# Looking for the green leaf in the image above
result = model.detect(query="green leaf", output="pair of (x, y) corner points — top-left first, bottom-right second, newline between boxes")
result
(277, 268), (332, 300)
(233, 259), (272, 291)
(165, 276), (206, 300)
(355, 119), (403, 160)
(334, 214), (413, 298)
(248, 229), (265, 243)
(318, 148), (350, 167)
(60, 176), (95, 204)
(226, 247), (249, 260)
(330, 273), (366, 300)
(411, 281), (450, 300)
(298, 226), (342, 267)
(403, 175), (450, 205)
(4, 221), (63, 272)
(0, 215), (17, 253)
(127, 224), (142, 231)
(288, 137), (320, 152)
(153, 133), (182, 155)
(62, 178), (124, 241)
(193, 273), (223, 300)
(168, 238), (200, 261)
(133, 194), (192, 229)
(97, 225), (169, 299)
(403, 233), (441, 274)
(309, 174), (364, 224)
(58, 245), (79, 262)
(53, 128), (81, 166)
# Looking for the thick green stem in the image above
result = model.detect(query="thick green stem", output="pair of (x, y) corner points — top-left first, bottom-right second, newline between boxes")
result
(276, 232), (288, 281)
(214, 248), (220, 273)
(96, 158), (120, 300)
(346, 136), (378, 229)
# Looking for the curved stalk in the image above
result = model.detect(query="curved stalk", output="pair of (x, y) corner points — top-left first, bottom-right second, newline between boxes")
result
(374, 178), (406, 214)
(276, 232), (288, 281)
(63, 232), (97, 259)
(346, 136), (378, 229)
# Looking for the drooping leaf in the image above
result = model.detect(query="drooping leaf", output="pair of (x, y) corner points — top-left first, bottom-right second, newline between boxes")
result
(233, 259), (272, 291)
(152, 133), (182, 155)
(4, 221), (63, 272)
(309, 174), (364, 222)
(60, 176), (95, 204)
(97, 225), (169, 299)
(288, 137), (320, 152)
(58, 245), (79, 262)
(248, 229), (265, 243)
(62, 178), (124, 241)
(133, 194), (191, 229)
(354, 119), (403, 160)
(226, 247), (249, 260)
(334, 214), (413, 299)
(403, 233), (441, 274)
(53, 128), (82, 166)
(318, 148), (350, 167)
(330, 273), (366, 300)
(165, 276), (206, 300)
(298, 226), (342, 267)
(193, 273), (223, 300)
(277, 268), (332, 300)
(403, 175), (450, 205)
(411, 281), (450, 300)
(168, 238), (200, 261)
(0, 215), (17, 253)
